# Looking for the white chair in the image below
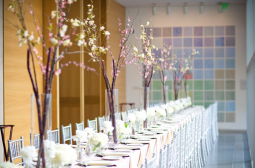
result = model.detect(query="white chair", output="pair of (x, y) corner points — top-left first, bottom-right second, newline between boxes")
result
(61, 123), (72, 144)
(98, 116), (105, 132)
(174, 130), (180, 168)
(8, 136), (24, 165)
(167, 142), (174, 168)
(143, 153), (157, 168)
(33, 134), (40, 151)
(47, 128), (60, 144)
(87, 118), (98, 132)
(75, 121), (84, 131)
(180, 124), (186, 168)
(159, 146), (167, 168)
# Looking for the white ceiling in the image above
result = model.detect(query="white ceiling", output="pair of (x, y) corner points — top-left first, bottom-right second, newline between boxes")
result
(115, 0), (246, 7)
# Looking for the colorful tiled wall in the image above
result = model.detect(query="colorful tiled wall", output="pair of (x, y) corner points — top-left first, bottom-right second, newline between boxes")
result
(149, 26), (236, 123)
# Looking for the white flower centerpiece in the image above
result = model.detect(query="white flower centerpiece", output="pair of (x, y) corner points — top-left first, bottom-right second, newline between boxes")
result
(147, 107), (156, 126)
(72, 127), (95, 158)
(166, 105), (174, 118)
(103, 121), (114, 135)
(89, 133), (109, 154)
(20, 146), (37, 167)
(127, 113), (136, 134)
(52, 144), (76, 167)
(0, 162), (20, 168)
(134, 110), (147, 132)
(116, 120), (131, 141)
(44, 140), (56, 167)
(155, 107), (166, 121)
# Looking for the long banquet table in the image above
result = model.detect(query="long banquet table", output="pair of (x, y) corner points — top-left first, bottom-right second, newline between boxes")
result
(73, 106), (205, 168)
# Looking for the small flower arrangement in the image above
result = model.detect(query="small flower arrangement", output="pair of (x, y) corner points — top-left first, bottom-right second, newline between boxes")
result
(127, 113), (136, 124)
(20, 146), (37, 166)
(0, 162), (20, 168)
(52, 144), (76, 167)
(89, 133), (109, 152)
(166, 105), (174, 115)
(44, 140), (56, 161)
(134, 110), (147, 122)
(115, 120), (131, 139)
(103, 121), (114, 134)
(72, 130), (88, 142)
(155, 107), (166, 119)
(147, 108), (156, 119)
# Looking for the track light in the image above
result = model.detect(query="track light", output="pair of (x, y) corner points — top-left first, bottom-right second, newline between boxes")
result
(152, 5), (157, 15)
(167, 4), (171, 15)
(199, 3), (204, 14)
(218, 3), (223, 13)
(184, 4), (188, 15)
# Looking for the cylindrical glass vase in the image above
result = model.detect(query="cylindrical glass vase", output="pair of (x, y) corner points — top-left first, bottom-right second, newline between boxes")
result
(162, 86), (169, 104)
(105, 89), (118, 144)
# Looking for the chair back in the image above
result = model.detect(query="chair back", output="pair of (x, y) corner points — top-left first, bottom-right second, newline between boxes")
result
(61, 124), (72, 144)
(75, 121), (84, 131)
(105, 115), (110, 121)
(115, 112), (121, 120)
(98, 116), (105, 132)
(121, 112), (128, 122)
(167, 143), (174, 168)
(87, 118), (98, 132)
(8, 136), (24, 165)
(47, 128), (60, 144)
(33, 134), (40, 150)
(145, 153), (156, 168)
(159, 146), (167, 168)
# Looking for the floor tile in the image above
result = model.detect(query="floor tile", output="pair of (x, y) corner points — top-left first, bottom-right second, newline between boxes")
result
(204, 132), (252, 168)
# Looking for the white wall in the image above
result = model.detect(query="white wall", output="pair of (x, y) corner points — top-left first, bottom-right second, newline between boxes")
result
(0, 0), (3, 163)
(126, 5), (247, 130)
(246, 0), (255, 166)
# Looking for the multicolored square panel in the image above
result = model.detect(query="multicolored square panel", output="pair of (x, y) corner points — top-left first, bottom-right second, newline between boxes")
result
(150, 26), (236, 123)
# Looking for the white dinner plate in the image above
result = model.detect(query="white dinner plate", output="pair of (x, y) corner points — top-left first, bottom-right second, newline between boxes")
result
(86, 166), (108, 168)
(115, 149), (133, 152)
(102, 156), (122, 160)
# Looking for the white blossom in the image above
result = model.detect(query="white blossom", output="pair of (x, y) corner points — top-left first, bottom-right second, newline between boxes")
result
(28, 34), (34, 41)
(24, 30), (29, 37)
(63, 39), (72, 47)
(133, 47), (138, 53)
(51, 11), (56, 19)
(78, 39), (84, 46)
(105, 31), (110, 36)
(100, 26), (105, 31)
(89, 20), (94, 26)
(50, 38), (58, 45)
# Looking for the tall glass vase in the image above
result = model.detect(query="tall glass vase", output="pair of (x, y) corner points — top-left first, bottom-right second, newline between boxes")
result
(141, 87), (150, 128)
(105, 89), (118, 144)
(42, 94), (52, 140)
(174, 83), (181, 100)
(162, 86), (169, 104)
(31, 93), (52, 168)
(31, 94), (52, 140)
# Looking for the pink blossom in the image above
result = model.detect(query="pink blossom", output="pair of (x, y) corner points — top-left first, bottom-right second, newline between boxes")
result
(164, 76), (167, 82)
